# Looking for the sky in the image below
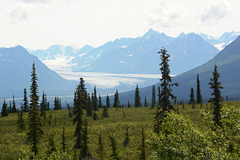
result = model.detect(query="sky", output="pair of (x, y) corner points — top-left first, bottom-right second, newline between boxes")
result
(0, 0), (240, 50)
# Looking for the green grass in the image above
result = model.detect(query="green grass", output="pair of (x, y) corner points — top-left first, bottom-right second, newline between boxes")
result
(0, 101), (239, 159)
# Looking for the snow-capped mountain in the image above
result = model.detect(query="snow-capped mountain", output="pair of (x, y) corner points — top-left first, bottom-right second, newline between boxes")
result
(29, 29), (219, 76)
(198, 31), (240, 50)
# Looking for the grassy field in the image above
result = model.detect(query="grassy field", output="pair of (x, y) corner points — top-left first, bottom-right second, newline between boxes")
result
(0, 101), (239, 159)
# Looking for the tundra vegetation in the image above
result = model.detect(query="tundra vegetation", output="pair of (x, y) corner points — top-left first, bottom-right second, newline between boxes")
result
(0, 49), (239, 159)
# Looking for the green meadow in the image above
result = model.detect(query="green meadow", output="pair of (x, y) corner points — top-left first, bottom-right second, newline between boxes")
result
(0, 101), (239, 159)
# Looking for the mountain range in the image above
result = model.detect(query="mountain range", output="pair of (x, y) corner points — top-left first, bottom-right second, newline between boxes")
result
(30, 29), (238, 76)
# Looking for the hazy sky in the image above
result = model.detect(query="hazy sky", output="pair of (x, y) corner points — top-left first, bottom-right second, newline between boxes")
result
(0, 0), (239, 50)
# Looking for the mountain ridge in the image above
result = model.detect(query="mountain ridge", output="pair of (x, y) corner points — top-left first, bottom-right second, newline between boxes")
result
(29, 29), (221, 76)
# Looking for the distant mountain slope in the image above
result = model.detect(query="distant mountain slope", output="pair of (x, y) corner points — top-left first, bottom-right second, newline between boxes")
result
(30, 29), (219, 76)
(117, 36), (240, 104)
(0, 46), (76, 98)
(199, 31), (240, 50)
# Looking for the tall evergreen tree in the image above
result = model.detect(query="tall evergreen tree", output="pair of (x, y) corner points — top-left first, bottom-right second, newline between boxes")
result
(209, 64), (224, 127)
(139, 128), (146, 160)
(134, 84), (142, 107)
(54, 97), (61, 110)
(23, 88), (29, 112)
(106, 94), (110, 108)
(17, 105), (25, 130)
(27, 62), (43, 156)
(1, 99), (8, 117)
(109, 135), (119, 160)
(98, 95), (103, 108)
(144, 96), (148, 107)
(154, 48), (178, 134)
(189, 87), (196, 109)
(79, 77), (88, 107)
(73, 79), (84, 150)
(98, 131), (104, 160)
(113, 90), (120, 110)
(196, 74), (202, 104)
(12, 95), (17, 113)
(92, 86), (98, 111)
(40, 91), (47, 116)
(151, 85), (156, 109)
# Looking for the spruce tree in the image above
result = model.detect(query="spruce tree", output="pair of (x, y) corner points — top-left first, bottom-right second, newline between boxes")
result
(40, 91), (47, 116)
(12, 95), (17, 113)
(98, 131), (104, 160)
(98, 95), (103, 108)
(23, 88), (29, 112)
(109, 135), (119, 160)
(102, 104), (109, 118)
(106, 94), (110, 108)
(79, 77), (88, 107)
(127, 101), (131, 108)
(93, 86), (98, 111)
(73, 79), (84, 150)
(1, 99), (8, 117)
(9, 101), (12, 113)
(196, 74), (202, 104)
(144, 96), (148, 107)
(47, 102), (50, 111)
(134, 84), (142, 107)
(27, 62), (43, 156)
(139, 128), (146, 160)
(61, 126), (67, 152)
(209, 64), (224, 127)
(151, 85), (156, 109)
(154, 48), (178, 134)
(189, 87), (196, 109)
(17, 105), (25, 130)
(54, 97), (61, 110)
(113, 90), (120, 110)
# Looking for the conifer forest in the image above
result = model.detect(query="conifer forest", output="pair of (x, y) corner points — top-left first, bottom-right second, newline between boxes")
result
(0, 48), (240, 160)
